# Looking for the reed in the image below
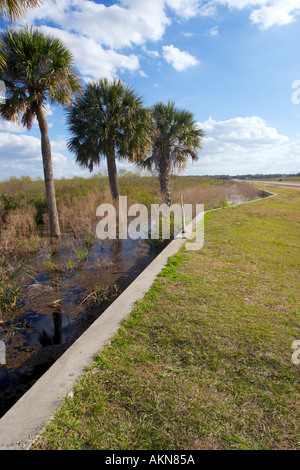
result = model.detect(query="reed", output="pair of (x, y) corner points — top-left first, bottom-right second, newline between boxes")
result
(0, 174), (261, 262)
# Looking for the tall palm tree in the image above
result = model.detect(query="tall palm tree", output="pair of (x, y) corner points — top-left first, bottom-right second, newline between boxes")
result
(0, 0), (41, 20)
(0, 26), (82, 237)
(67, 78), (152, 201)
(141, 101), (204, 206)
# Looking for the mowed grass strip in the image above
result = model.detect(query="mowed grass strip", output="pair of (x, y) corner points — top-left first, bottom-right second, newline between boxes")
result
(33, 186), (300, 450)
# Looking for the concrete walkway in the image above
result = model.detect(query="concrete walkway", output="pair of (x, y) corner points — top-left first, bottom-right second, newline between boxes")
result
(240, 180), (300, 188)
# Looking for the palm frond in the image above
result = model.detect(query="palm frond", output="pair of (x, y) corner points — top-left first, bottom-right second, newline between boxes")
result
(0, 25), (82, 129)
(0, 0), (41, 20)
(146, 101), (204, 202)
(67, 78), (152, 172)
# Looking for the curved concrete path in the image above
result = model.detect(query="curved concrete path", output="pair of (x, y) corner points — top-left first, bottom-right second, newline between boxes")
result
(238, 180), (300, 188)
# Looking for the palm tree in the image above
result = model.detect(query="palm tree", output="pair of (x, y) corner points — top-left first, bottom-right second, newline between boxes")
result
(141, 101), (204, 206)
(0, 26), (82, 237)
(67, 78), (152, 201)
(0, 0), (41, 20)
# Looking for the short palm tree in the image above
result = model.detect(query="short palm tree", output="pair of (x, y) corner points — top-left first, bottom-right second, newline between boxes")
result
(141, 101), (204, 205)
(67, 78), (152, 201)
(0, 0), (41, 20)
(0, 26), (82, 237)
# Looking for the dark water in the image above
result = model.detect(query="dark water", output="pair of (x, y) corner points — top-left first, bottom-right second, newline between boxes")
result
(0, 235), (158, 418)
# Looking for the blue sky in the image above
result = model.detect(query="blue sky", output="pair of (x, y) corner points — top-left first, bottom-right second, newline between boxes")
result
(0, 0), (300, 180)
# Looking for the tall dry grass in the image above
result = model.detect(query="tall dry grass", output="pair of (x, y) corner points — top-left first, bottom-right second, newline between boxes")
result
(0, 204), (42, 260)
(57, 186), (113, 240)
(0, 176), (261, 261)
(172, 180), (261, 217)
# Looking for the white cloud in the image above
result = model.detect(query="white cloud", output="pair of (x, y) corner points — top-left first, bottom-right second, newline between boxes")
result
(189, 116), (299, 175)
(39, 26), (140, 81)
(0, 130), (75, 180)
(207, 26), (219, 36)
(181, 31), (196, 37)
(162, 44), (199, 71)
(22, 0), (171, 49)
(214, 0), (300, 29)
(250, 0), (300, 29)
(21, 0), (180, 81)
(0, 120), (27, 134)
(202, 116), (288, 145)
(141, 46), (160, 58)
(0, 132), (41, 159)
(165, 0), (202, 19)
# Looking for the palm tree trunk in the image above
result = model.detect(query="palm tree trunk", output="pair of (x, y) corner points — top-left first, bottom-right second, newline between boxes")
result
(107, 144), (119, 200)
(36, 104), (61, 238)
(159, 156), (172, 206)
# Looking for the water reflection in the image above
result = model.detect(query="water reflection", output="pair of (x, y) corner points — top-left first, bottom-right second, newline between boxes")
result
(39, 312), (62, 347)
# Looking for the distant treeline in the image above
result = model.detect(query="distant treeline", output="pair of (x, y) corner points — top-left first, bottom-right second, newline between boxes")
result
(190, 173), (300, 180)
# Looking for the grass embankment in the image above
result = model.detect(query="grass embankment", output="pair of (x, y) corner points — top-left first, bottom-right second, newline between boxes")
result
(33, 185), (299, 450)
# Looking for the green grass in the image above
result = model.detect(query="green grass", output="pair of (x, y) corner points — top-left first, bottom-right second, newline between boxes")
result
(278, 177), (300, 183)
(32, 185), (300, 450)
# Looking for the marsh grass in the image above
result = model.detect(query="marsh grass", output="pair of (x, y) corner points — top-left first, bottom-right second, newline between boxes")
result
(33, 185), (300, 450)
(0, 259), (23, 325)
(174, 180), (262, 214)
(0, 204), (42, 260)
(83, 283), (120, 306)
(74, 246), (89, 262)
(0, 174), (261, 262)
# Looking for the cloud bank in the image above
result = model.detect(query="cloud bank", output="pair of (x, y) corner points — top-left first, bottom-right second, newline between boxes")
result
(190, 116), (299, 175)
(1, 115), (298, 180)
